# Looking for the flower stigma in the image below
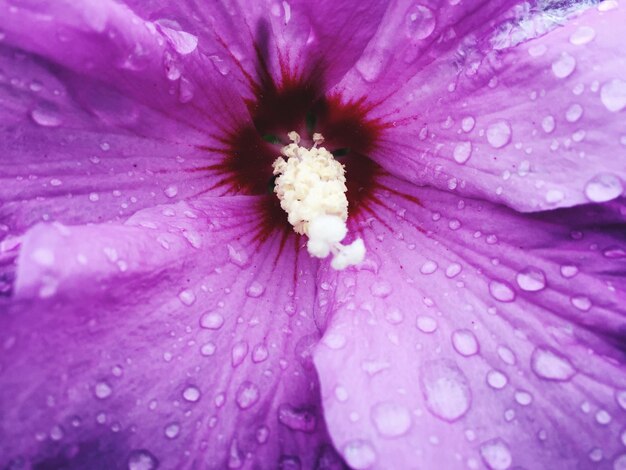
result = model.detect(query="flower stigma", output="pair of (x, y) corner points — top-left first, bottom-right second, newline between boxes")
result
(273, 131), (365, 270)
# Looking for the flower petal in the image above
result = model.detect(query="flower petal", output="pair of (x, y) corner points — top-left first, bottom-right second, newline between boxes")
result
(336, 2), (626, 211)
(0, 1), (251, 235)
(314, 174), (626, 469)
(1, 196), (341, 468)
(119, 0), (390, 97)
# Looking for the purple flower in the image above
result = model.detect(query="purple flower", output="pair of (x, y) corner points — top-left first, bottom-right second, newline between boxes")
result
(1, 0), (625, 468)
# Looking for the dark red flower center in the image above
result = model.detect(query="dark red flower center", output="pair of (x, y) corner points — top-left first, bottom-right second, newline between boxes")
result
(203, 46), (390, 233)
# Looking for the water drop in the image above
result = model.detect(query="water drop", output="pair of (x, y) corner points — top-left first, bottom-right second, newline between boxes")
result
(420, 359), (471, 421)
(420, 260), (438, 274)
(451, 329), (479, 357)
(452, 141), (472, 164)
(565, 103), (583, 123)
(571, 295), (592, 311)
(531, 347), (575, 381)
(479, 439), (512, 470)
(600, 79), (626, 112)
(178, 289), (196, 306)
(405, 4), (436, 40)
(541, 115), (555, 133)
(127, 450), (158, 470)
(227, 242), (249, 267)
(371, 402), (412, 437)
(179, 77), (194, 103)
(560, 265), (578, 278)
(164, 185), (178, 198)
(486, 370), (508, 390)
(252, 344), (269, 363)
(514, 390), (533, 406)
(416, 315), (438, 333)
(595, 409), (611, 425)
(30, 106), (62, 127)
(94, 381), (112, 399)
(343, 440), (377, 469)
(246, 281), (265, 298)
(370, 281), (392, 298)
(461, 116), (475, 132)
(200, 311), (224, 329)
(515, 266), (546, 292)
(584, 173), (623, 202)
(256, 426), (269, 444)
(182, 385), (201, 402)
(236, 381), (260, 409)
(489, 280), (516, 302)
(231, 341), (248, 367)
(159, 25), (198, 55)
(569, 26), (595, 45)
(486, 120), (512, 148)
(551, 52), (576, 79)
(164, 423), (180, 439)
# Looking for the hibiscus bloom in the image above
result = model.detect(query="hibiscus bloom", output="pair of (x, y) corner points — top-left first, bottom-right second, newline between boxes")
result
(1, 0), (626, 468)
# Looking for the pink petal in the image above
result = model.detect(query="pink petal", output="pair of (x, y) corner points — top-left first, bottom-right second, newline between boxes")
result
(314, 174), (626, 469)
(1, 196), (340, 468)
(336, 2), (626, 211)
(120, 0), (389, 99)
(0, 0), (252, 235)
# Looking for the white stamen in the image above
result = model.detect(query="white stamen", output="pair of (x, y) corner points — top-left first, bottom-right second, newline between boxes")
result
(273, 132), (365, 269)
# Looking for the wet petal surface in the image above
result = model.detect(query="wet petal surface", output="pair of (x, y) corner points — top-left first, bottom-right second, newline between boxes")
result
(336, 1), (626, 211)
(315, 174), (626, 469)
(1, 196), (340, 469)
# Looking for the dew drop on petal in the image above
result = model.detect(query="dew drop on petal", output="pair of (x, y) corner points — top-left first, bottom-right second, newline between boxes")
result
(451, 329), (479, 357)
(515, 266), (546, 292)
(486, 121), (512, 148)
(514, 390), (533, 406)
(420, 359), (471, 422)
(615, 455), (626, 470)
(405, 4), (436, 40)
(178, 289), (196, 306)
(371, 402), (412, 437)
(489, 280), (516, 302)
(164, 185), (178, 198)
(541, 115), (555, 133)
(200, 342), (217, 356)
(200, 311), (224, 329)
(571, 295), (592, 311)
(30, 106), (62, 127)
(94, 382), (112, 399)
(236, 381), (260, 409)
(531, 347), (575, 381)
(479, 439), (512, 470)
(182, 386), (201, 402)
(551, 52), (576, 79)
(420, 260), (438, 274)
(416, 315), (438, 333)
(127, 450), (158, 470)
(159, 25), (198, 55)
(445, 263), (462, 278)
(453, 141), (472, 164)
(164, 423), (180, 439)
(600, 79), (626, 112)
(246, 281), (265, 298)
(461, 116), (475, 132)
(569, 26), (596, 45)
(343, 440), (377, 469)
(231, 341), (249, 367)
(486, 370), (508, 390)
(584, 173), (623, 202)
(560, 265), (578, 278)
